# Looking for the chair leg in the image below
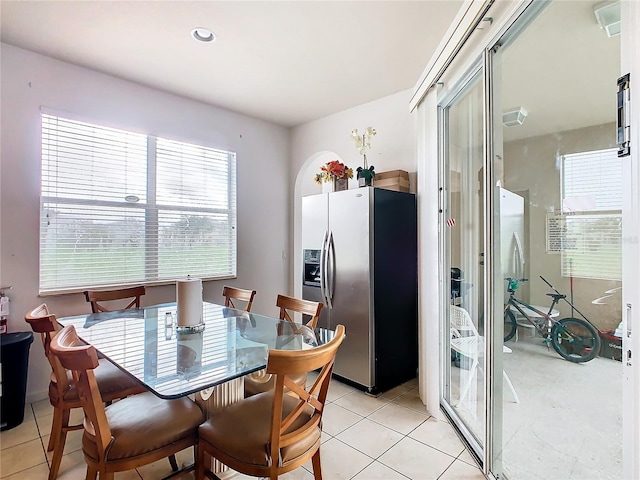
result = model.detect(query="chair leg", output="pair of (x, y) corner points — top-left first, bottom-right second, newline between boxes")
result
(47, 406), (64, 452)
(312, 449), (322, 480)
(456, 357), (478, 406)
(48, 408), (70, 480)
(86, 464), (98, 480)
(168, 454), (179, 471)
(503, 370), (520, 403)
(195, 442), (206, 480)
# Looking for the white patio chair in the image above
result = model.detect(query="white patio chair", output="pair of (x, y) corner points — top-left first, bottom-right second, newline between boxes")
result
(450, 305), (519, 405)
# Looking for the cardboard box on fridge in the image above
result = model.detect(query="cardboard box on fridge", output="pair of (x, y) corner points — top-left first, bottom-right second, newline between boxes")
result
(381, 185), (411, 192)
(374, 177), (410, 192)
(374, 170), (410, 181)
(373, 170), (410, 192)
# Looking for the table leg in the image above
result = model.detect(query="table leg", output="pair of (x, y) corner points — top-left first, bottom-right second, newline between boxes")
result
(196, 377), (245, 475)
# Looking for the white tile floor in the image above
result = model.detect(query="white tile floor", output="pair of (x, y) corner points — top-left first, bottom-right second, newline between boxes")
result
(0, 376), (484, 480)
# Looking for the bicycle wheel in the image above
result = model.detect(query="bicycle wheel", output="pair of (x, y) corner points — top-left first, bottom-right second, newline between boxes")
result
(551, 317), (601, 363)
(504, 309), (517, 342)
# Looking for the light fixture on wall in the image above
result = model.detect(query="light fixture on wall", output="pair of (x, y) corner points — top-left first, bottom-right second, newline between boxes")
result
(594, 1), (620, 37)
(502, 107), (528, 127)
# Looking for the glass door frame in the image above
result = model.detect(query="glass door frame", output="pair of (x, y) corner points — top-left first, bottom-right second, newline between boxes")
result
(437, 3), (553, 477)
(621, 1), (640, 477)
(438, 58), (490, 471)
(422, 0), (638, 477)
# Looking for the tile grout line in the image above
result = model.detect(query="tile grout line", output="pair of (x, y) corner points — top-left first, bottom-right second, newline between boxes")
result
(31, 403), (52, 470)
(326, 437), (377, 480)
(435, 457), (459, 480)
(359, 406), (430, 437)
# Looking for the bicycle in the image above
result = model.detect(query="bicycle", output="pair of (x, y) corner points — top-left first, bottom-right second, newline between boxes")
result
(503, 276), (601, 363)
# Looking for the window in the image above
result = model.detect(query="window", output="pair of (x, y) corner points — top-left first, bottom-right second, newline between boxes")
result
(560, 148), (621, 281)
(40, 114), (237, 294)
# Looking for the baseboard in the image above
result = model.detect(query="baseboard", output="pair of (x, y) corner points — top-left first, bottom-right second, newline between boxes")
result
(26, 390), (49, 405)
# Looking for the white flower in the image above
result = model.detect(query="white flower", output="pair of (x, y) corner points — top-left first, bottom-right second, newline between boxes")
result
(351, 127), (376, 156)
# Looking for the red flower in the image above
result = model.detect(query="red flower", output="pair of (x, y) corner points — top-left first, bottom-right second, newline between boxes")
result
(315, 160), (353, 184)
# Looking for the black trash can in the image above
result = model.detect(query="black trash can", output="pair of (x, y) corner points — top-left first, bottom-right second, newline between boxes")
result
(1, 331), (34, 431)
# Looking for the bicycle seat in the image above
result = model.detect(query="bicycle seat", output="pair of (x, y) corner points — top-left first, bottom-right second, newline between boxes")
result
(546, 292), (566, 300)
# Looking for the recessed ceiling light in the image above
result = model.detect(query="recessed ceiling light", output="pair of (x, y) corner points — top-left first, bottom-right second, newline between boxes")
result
(191, 28), (216, 43)
(503, 107), (528, 127)
(594, 1), (621, 37)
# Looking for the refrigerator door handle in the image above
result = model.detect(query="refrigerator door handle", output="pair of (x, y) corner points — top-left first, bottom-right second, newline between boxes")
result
(326, 231), (335, 309)
(320, 230), (329, 307)
(513, 231), (525, 279)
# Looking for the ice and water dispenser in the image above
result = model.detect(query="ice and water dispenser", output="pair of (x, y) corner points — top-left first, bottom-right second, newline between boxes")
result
(303, 249), (321, 286)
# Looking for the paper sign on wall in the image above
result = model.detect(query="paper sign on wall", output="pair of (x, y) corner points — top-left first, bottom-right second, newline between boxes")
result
(546, 210), (566, 253)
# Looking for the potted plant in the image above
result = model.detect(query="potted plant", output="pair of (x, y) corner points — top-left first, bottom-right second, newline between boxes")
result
(351, 127), (376, 187)
(356, 165), (376, 187)
(314, 160), (353, 192)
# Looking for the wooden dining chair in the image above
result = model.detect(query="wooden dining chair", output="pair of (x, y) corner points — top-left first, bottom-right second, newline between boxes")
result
(83, 286), (145, 313)
(49, 324), (206, 480)
(197, 325), (345, 480)
(276, 294), (323, 328)
(25, 304), (147, 480)
(222, 285), (257, 312)
(244, 295), (324, 397)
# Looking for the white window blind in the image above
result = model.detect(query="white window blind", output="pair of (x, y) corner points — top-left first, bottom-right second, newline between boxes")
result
(40, 114), (236, 293)
(560, 148), (621, 281)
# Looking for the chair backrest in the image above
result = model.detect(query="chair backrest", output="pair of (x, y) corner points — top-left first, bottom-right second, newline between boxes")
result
(49, 325), (112, 464)
(265, 324), (345, 475)
(450, 305), (480, 337)
(276, 294), (323, 328)
(222, 286), (257, 312)
(25, 304), (73, 401)
(84, 286), (146, 313)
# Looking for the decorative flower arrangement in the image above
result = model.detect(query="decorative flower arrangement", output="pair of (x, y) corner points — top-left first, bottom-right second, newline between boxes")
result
(351, 127), (376, 186)
(314, 160), (353, 184)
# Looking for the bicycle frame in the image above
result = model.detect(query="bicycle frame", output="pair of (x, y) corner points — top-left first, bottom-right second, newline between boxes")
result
(503, 277), (602, 363)
(505, 275), (600, 335)
(505, 294), (561, 337)
(538, 275), (599, 330)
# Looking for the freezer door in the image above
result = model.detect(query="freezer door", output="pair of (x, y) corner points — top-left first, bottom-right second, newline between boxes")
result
(302, 194), (328, 250)
(328, 188), (373, 388)
(499, 188), (526, 302)
(302, 193), (330, 328)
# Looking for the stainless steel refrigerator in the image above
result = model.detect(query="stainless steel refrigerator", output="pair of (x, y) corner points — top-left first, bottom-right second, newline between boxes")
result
(302, 187), (417, 394)
(499, 187), (526, 302)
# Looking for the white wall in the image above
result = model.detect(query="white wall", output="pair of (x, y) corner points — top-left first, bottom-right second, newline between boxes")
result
(289, 89), (419, 297)
(0, 44), (291, 401)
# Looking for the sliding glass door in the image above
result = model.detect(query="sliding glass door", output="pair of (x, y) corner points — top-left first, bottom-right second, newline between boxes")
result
(441, 67), (487, 462)
(489, 2), (622, 479)
(438, 1), (624, 478)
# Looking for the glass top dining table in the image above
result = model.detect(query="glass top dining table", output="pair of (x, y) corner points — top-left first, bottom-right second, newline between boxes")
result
(57, 302), (334, 399)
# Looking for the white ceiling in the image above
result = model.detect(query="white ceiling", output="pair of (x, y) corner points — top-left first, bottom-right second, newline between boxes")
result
(0, 0), (464, 127)
(1, 1), (621, 138)
(500, 0), (620, 142)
